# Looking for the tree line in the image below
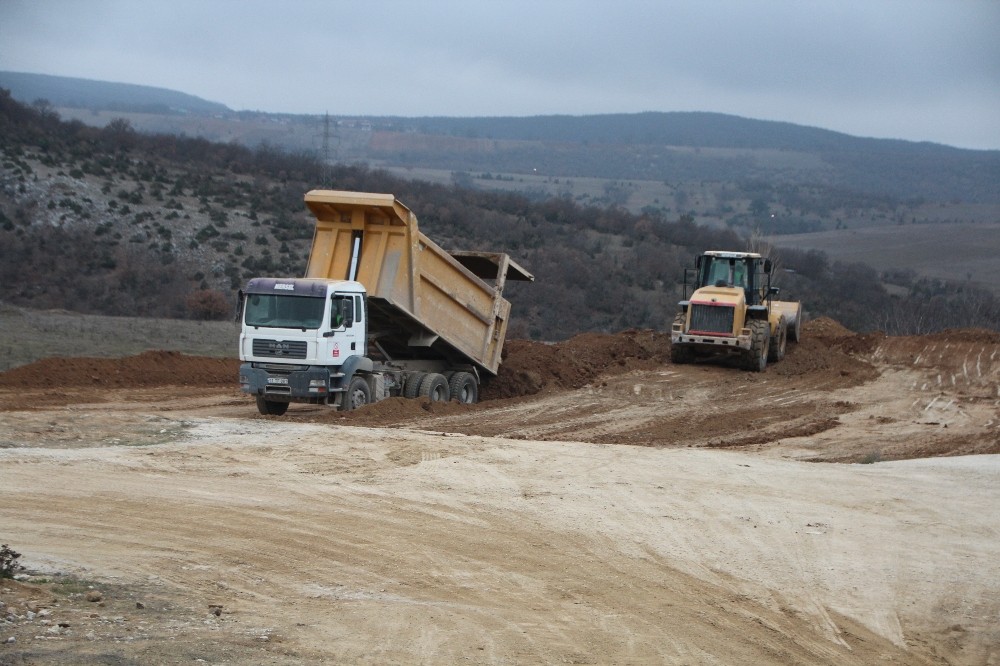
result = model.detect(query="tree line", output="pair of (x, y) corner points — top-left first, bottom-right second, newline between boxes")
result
(1, 89), (997, 338)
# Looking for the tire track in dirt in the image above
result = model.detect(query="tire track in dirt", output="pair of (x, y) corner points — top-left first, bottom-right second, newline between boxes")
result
(1, 425), (929, 664)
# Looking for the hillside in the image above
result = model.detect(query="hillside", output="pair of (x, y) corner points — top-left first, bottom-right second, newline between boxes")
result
(376, 112), (1000, 205)
(0, 70), (230, 115)
(1, 88), (997, 338)
(5, 72), (999, 218)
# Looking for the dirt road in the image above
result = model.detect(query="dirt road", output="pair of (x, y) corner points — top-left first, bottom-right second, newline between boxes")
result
(1, 321), (998, 664)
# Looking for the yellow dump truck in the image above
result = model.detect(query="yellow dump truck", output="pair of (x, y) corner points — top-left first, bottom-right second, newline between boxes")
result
(239, 190), (533, 415)
(671, 250), (801, 371)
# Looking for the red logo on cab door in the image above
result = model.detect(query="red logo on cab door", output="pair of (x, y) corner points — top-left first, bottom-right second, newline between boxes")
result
(332, 343), (340, 358)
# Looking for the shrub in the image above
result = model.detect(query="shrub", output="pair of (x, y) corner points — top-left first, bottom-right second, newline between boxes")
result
(1, 544), (21, 578)
(186, 289), (230, 320)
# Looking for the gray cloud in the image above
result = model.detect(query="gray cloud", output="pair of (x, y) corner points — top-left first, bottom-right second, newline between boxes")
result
(1, 0), (997, 148)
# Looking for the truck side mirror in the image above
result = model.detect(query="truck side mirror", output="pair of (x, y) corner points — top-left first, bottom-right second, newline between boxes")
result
(763, 259), (773, 274)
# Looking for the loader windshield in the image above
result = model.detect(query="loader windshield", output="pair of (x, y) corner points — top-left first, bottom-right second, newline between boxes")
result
(244, 294), (325, 329)
(701, 257), (748, 288)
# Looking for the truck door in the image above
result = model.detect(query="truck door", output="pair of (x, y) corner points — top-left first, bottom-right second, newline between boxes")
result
(329, 294), (365, 363)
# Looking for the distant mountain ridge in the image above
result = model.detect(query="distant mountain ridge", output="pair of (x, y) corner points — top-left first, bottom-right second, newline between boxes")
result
(407, 112), (874, 151)
(2, 71), (998, 205)
(0, 71), (230, 115)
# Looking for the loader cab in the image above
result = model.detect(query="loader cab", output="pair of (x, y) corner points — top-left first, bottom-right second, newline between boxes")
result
(695, 252), (769, 305)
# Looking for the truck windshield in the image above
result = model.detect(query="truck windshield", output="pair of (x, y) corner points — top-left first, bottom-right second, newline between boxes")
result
(244, 294), (325, 329)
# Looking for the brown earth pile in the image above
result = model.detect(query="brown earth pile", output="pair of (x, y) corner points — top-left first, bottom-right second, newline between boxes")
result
(801, 316), (855, 338)
(483, 329), (673, 400)
(0, 320), (993, 403)
(0, 350), (239, 388)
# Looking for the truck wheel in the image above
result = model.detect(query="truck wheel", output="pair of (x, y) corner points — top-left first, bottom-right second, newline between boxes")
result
(403, 372), (426, 399)
(448, 372), (478, 403)
(743, 319), (770, 372)
(255, 396), (289, 416)
(341, 376), (371, 411)
(768, 316), (787, 363)
(419, 373), (449, 402)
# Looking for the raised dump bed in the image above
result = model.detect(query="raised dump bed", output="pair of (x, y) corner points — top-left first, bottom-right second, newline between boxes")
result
(303, 189), (532, 375)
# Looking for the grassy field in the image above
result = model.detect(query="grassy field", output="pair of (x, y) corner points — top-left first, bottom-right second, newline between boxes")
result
(382, 165), (697, 216)
(774, 222), (1000, 294)
(0, 304), (239, 371)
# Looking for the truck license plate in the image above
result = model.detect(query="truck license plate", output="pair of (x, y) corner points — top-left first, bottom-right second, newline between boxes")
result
(267, 377), (289, 385)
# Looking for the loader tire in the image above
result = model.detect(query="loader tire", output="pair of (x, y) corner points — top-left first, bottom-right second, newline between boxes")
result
(256, 396), (289, 416)
(768, 316), (787, 363)
(671, 344), (695, 365)
(670, 313), (695, 364)
(419, 373), (450, 402)
(743, 319), (770, 372)
(788, 304), (803, 342)
(448, 371), (478, 404)
(403, 372), (427, 399)
(340, 376), (371, 412)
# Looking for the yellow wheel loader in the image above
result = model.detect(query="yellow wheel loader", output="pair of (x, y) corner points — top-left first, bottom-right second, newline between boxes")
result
(671, 251), (802, 371)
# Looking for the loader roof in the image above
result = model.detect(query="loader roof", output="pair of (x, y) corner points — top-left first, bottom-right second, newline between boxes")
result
(703, 250), (762, 259)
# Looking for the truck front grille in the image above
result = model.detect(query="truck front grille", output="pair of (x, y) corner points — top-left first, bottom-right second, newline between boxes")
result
(252, 338), (308, 359)
(689, 304), (735, 335)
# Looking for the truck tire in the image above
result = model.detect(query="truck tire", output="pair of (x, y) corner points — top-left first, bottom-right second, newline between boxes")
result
(341, 376), (371, 411)
(419, 373), (449, 402)
(670, 313), (695, 364)
(743, 319), (770, 372)
(403, 372), (427, 399)
(255, 396), (289, 416)
(448, 372), (478, 403)
(768, 316), (787, 363)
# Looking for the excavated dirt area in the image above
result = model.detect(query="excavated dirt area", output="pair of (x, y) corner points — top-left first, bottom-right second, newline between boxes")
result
(1, 319), (999, 664)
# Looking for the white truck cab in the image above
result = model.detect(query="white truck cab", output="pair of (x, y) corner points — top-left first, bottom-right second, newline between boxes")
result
(239, 277), (369, 414)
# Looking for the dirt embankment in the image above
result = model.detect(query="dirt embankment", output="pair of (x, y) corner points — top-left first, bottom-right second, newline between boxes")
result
(2, 318), (997, 459)
(0, 350), (238, 390)
(0, 318), (872, 390)
(0, 318), (880, 399)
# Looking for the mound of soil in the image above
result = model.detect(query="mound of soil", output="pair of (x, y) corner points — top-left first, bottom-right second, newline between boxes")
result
(769, 335), (879, 385)
(0, 351), (239, 389)
(926, 328), (1000, 344)
(482, 329), (673, 400)
(1, 320), (994, 408)
(802, 317), (854, 338)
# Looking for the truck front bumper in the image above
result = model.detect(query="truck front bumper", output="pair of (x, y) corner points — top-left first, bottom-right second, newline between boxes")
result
(239, 363), (335, 402)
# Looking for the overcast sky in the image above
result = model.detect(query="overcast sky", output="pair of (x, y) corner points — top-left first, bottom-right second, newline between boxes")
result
(2, 0), (998, 150)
